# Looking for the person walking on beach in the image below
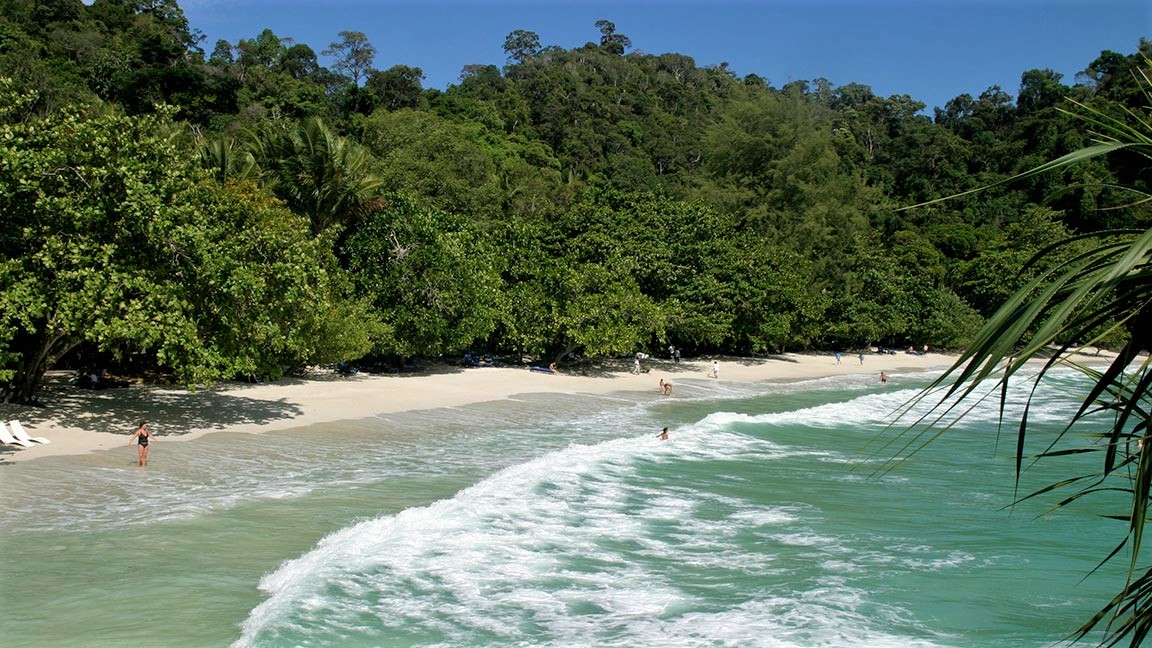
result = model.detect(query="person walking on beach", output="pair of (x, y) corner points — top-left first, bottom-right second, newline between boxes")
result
(129, 420), (153, 467)
(710, 360), (720, 379)
(835, 352), (841, 365)
(674, 348), (681, 364)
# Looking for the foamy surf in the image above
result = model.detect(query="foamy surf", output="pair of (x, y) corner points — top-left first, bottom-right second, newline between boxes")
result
(234, 416), (956, 647)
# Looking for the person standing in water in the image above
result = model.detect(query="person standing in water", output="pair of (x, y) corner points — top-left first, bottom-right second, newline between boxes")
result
(658, 427), (670, 440)
(659, 378), (673, 395)
(129, 420), (154, 467)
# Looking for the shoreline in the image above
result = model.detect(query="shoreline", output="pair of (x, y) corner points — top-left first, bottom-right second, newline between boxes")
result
(1, 352), (964, 464)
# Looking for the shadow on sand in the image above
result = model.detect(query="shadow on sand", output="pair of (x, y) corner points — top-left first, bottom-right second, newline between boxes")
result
(7, 373), (306, 439)
(0, 355), (811, 461)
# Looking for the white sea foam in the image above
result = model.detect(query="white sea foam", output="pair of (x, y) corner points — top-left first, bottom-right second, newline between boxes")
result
(699, 365), (1089, 437)
(232, 413), (960, 647)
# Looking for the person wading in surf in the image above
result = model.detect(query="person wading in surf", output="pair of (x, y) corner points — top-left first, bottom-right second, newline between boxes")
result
(129, 420), (154, 467)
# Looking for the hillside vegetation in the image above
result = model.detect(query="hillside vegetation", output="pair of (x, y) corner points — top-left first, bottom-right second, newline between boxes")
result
(1, 0), (1148, 401)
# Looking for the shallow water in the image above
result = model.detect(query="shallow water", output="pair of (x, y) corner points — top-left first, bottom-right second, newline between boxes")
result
(0, 370), (1125, 647)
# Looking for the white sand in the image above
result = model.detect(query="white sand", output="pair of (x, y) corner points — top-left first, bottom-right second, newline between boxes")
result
(0, 353), (960, 463)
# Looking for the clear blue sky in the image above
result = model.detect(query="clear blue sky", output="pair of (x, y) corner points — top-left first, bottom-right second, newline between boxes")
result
(182, 0), (1149, 112)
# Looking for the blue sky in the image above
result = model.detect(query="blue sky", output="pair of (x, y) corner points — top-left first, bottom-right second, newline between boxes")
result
(182, 0), (1149, 112)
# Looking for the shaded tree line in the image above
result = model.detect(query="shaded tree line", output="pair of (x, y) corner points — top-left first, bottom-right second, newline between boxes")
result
(1, 0), (1149, 402)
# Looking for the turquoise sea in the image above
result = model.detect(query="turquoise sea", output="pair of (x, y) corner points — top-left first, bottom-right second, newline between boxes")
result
(0, 368), (1126, 647)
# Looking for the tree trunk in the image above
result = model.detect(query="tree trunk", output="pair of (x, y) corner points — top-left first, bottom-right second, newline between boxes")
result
(1130, 306), (1151, 354)
(4, 331), (81, 404)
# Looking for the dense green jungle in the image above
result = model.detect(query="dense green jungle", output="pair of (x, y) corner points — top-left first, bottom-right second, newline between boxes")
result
(1, 0), (1149, 403)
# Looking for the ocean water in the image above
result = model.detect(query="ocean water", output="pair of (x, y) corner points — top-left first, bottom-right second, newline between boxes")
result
(0, 369), (1126, 647)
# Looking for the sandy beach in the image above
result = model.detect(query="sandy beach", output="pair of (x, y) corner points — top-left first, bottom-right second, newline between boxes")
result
(0, 352), (962, 464)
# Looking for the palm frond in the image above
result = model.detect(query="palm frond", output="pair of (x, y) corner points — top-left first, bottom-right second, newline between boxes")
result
(886, 55), (1152, 647)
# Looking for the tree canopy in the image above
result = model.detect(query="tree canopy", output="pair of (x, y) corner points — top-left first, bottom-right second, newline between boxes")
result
(1, 0), (1149, 405)
(0, 99), (376, 402)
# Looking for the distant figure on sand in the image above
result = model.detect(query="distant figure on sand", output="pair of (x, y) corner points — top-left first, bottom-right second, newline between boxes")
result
(659, 379), (673, 396)
(710, 360), (720, 379)
(674, 348), (681, 364)
(835, 352), (841, 365)
(633, 356), (641, 374)
(129, 420), (153, 467)
(858, 353), (864, 365)
(658, 427), (670, 440)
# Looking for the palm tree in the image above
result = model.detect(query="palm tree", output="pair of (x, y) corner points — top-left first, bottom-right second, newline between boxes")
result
(887, 61), (1152, 646)
(198, 133), (257, 184)
(251, 117), (385, 236)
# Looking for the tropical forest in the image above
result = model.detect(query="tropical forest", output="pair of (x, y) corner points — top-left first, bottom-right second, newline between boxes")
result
(1, 0), (1150, 404)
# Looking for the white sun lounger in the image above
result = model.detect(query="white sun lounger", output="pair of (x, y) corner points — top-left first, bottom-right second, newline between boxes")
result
(8, 420), (50, 444)
(0, 422), (35, 447)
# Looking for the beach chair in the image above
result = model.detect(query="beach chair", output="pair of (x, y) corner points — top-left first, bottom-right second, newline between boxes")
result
(0, 422), (35, 447)
(8, 420), (49, 444)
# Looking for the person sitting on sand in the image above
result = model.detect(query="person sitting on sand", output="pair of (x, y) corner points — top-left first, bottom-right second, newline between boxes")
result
(659, 378), (673, 396)
(129, 420), (153, 467)
(529, 362), (559, 374)
(658, 427), (670, 440)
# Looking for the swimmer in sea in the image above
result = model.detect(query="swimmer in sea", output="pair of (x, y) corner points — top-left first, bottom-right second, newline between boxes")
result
(657, 427), (670, 440)
(129, 420), (153, 467)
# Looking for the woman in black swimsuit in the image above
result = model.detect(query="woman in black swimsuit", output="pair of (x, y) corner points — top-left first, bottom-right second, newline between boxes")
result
(130, 420), (153, 467)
